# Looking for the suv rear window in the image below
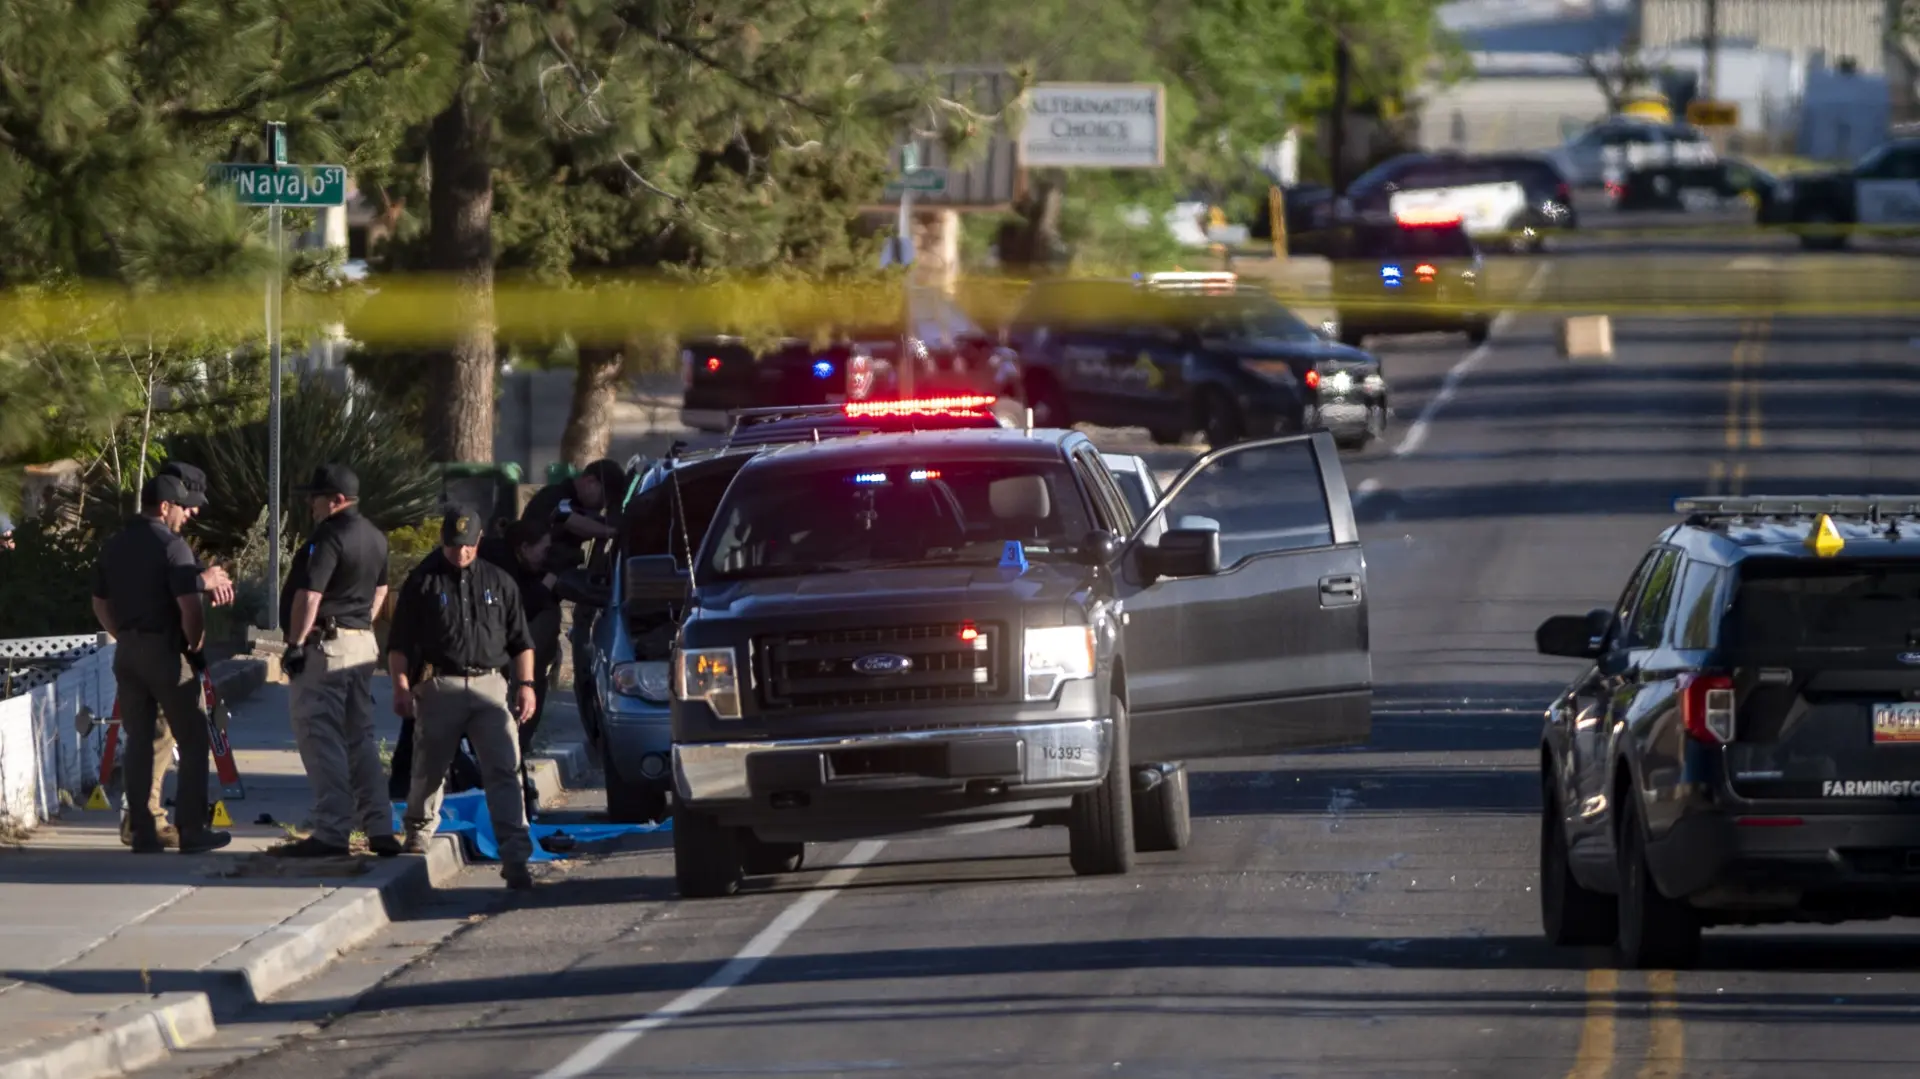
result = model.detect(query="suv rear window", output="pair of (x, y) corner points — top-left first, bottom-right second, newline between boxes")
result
(1724, 559), (1920, 654)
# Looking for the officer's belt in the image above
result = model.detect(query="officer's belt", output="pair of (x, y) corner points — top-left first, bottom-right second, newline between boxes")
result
(421, 662), (499, 680)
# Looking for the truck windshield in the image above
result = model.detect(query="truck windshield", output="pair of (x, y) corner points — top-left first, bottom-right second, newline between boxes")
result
(1724, 559), (1920, 654)
(701, 459), (1094, 580)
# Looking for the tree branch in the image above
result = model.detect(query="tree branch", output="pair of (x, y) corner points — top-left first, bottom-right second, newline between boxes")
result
(167, 34), (414, 125)
(642, 28), (831, 119)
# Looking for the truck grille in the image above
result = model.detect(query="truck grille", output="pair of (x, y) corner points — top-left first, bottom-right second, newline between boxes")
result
(756, 621), (1006, 711)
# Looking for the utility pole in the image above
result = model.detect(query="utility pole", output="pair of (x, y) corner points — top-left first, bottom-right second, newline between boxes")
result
(1702, 0), (1719, 102)
(1330, 33), (1352, 194)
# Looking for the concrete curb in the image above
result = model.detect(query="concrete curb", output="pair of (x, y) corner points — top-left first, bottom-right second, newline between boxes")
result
(0, 993), (214, 1079)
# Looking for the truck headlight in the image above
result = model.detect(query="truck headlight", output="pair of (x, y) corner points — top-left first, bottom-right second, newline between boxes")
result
(672, 647), (742, 719)
(612, 661), (671, 702)
(1023, 626), (1095, 701)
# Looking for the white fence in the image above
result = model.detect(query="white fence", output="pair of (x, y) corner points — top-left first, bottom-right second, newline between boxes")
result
(0, 635), (115, 829)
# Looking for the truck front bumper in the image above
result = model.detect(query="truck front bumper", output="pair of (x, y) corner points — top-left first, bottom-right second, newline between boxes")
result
(674, 717), (1112, 806)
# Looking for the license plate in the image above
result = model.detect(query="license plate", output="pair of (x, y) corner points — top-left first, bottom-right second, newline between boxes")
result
(1873, 702), (1920, 744)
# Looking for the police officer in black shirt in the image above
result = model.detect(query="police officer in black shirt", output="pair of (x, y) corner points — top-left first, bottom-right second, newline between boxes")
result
(117, 460), (237, 848)
(276, 464), (401, 858)
(388, 506), (540, 889)
(479, 517), (561, 816)
(90, 474), (232, 854)
(521, 458), (625, 742)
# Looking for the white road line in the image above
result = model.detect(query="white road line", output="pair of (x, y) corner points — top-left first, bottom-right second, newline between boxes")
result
(536, 839), (888, 1079)
(1389, 262), (1553, 460)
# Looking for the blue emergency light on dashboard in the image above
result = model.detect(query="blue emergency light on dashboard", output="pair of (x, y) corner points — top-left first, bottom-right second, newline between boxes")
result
(1380, 263), (1403, 288)
(812, 359), (834, 379)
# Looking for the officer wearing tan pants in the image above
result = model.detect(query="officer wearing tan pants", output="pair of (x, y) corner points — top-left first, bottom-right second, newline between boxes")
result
(277, 465), (400, 858)
(387, 507), (540, 889)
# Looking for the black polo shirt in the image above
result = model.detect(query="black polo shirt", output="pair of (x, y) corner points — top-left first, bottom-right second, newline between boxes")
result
(279, 506), (389, 631)
(387, 549), (534, 673)
(92, 516), (203, 635)
(478, 535), (555, 623)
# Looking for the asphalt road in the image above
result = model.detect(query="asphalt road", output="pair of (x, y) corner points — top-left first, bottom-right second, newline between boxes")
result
(201, 247), (1920, 1079)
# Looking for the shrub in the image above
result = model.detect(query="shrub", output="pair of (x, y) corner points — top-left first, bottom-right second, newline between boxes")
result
(0, 518), (104, 638)
(167, 381), (442, 559)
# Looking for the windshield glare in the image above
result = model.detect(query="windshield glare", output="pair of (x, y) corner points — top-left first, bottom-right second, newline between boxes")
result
(702, 459), (1094, 579)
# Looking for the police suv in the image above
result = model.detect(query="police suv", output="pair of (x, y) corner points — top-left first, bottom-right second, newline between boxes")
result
(1007, 272), (1390, 450)
(1763, 137), (1920, 250)
(650, 426), (1375, 897)
(1340, 151), (1576, 253)
(1328, 213), (1492, 347)
(1537, 495), (1920, 968)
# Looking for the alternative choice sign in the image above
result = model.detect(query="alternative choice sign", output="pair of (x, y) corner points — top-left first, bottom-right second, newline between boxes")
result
(1019, 82), (1165, 169)
(207, 163), (348, 207)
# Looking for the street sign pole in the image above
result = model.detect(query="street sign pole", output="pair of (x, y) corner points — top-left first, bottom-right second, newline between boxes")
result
(897, 143), (917, 398)
(264, 122), (286, 633)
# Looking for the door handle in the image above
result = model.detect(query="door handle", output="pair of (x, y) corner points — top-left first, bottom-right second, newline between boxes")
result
(1319, 574), (1361, 606)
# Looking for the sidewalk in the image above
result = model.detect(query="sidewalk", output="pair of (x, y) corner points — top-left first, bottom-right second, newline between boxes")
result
(0, 669), (597, 1079)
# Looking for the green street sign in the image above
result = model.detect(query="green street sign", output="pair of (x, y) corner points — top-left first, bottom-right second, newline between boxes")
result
(885, 170), (947, 196)
(207, 163), (347, 207)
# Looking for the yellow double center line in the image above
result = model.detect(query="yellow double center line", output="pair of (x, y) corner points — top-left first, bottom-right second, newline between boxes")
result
(1565, 969), (1685, 1078)
(1709, 318), (1770, 494)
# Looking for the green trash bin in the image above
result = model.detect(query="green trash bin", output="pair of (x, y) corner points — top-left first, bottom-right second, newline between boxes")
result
(439, 462), (525, 539)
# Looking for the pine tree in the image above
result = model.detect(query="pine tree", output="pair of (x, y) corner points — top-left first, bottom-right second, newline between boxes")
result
(0, 0), (458, 511)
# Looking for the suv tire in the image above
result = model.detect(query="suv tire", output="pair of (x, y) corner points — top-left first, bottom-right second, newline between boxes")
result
(1615, 791), (1701, 969)
(673, 806), (744, 898)
(1133, 762), (1192, 853)
(1069, 697), (1136, 876)
(1540, 780), (1616, 947)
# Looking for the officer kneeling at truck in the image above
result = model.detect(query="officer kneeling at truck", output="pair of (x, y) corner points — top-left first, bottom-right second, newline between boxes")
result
(650, 425), (1376, 897)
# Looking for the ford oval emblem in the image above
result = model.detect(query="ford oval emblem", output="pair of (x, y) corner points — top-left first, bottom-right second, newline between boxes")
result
(1900, 653), (1920, 666)
(852, 653), (913, 676)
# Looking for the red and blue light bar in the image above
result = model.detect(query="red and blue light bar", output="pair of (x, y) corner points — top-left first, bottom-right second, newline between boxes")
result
(842, 394), (997, 418)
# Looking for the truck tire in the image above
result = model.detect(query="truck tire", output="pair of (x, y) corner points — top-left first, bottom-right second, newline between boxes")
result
(742, 833), (805, 875)
(602, 738), (668, 824)
(1540, 781), (1615, 947)
(1069, 697), (1136, 876)
(1133, 762), (1192, 853)
(1615, 792), (1700, 969)
(673, 806), (744, 898)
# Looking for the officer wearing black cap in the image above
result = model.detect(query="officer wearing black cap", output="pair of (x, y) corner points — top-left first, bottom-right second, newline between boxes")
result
(276, 463), (400, 858)
(387, 505), (540, 890)
(90, 474), (232, 854)
(118, 460), (237, 849)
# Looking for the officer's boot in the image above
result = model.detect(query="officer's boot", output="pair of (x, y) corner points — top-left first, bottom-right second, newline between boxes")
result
(501, 862), (534, 890)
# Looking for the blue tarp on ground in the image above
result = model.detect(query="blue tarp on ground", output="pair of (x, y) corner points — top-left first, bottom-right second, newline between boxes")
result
(390, 792), (670, 862)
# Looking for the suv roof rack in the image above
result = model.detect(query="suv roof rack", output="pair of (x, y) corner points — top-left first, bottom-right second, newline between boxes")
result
(1674, 495), (1920, 522)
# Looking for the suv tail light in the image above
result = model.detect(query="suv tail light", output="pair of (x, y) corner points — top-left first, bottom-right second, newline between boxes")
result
(1679, 672), (1736, 744)
(1304, 369), (1321, 389)
(1555, 181), (1572, 204)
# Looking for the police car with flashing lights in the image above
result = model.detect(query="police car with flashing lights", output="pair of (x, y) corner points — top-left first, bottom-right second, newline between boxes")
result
(587, 395), (1019, 822)
(647, 424), (1374, 897)
(1538, 494), (1920, 969)
(1007, 272), (1390, 451)
(678, 290), (1023, 431)
(1328, 212), (1492, 348)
